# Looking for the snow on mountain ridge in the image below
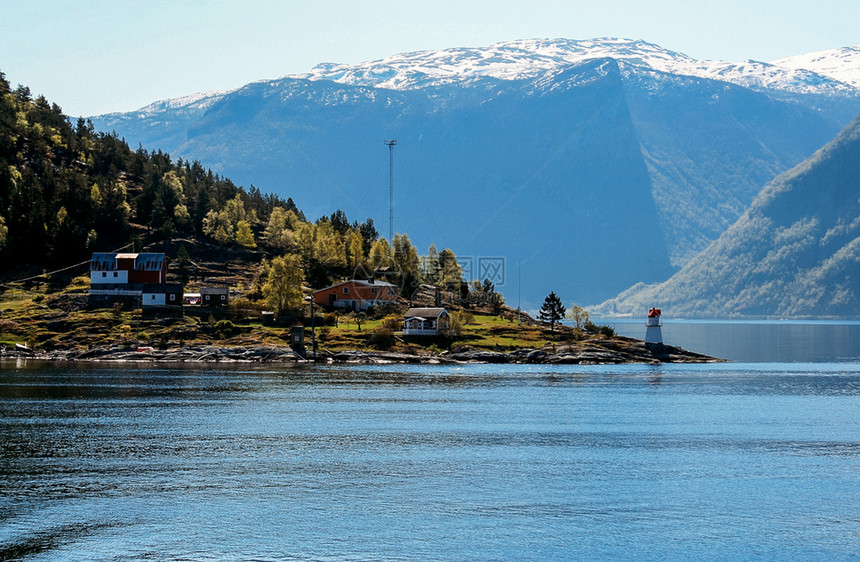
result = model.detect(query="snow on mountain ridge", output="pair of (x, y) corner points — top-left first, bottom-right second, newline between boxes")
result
(114, 38), (858, 115)
(772, 46), (860, 89)
(295, 38), (857, 96)
(131, 90), (232, 116)
(299, 38), (694, 88)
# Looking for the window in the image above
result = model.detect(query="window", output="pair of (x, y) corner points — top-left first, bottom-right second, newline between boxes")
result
(102, 272), (107, 278)
(221, 295), (226, 301)
(343, 287), (350, 294)
(371, 287), (377, 295)
(169, 294), (176, 301)
(113, 272), (118, 278)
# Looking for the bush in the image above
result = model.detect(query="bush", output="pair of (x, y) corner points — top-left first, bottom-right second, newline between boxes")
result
(229, 297), (267, 313)
(442, 310), (473, 337)
(380, 314), (402, 332)
(367, 327), (395, 350)
(322, 312), (339, 326)
(584, 320), (614, 338)
(372, 303), (400, 319)
(214, 319), (236, 339)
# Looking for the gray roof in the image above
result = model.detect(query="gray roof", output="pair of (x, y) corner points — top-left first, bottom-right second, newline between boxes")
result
(403, 307), (448, 318)
(314, 279), (399, 293)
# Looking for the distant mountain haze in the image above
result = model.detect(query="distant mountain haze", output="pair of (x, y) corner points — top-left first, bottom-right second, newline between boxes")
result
(90, 38), (860, 308)
(598, 113), (860, 318)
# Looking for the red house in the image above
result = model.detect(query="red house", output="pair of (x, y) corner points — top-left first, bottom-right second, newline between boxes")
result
(313, 279), (399, 311)
(90, 252), (167, 292)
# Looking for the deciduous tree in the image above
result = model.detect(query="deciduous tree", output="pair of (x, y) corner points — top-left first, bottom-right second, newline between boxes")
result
(566, 304), (590, 330)
(262, 254), (305, 315)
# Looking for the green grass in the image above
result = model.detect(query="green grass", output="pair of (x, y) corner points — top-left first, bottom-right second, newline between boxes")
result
(1, 275), (576, 355)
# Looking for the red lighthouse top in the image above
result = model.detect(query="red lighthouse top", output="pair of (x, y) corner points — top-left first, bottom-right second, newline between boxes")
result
(648, 308), (661, 318)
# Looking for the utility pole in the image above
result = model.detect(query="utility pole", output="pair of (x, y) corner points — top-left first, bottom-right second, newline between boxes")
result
(310, 297), (318, 360)
(385, 140), (397, 241)
(517, 258), (521, 328)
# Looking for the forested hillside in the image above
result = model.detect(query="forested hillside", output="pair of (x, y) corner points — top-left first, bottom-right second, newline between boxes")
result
(598, 113), (860, 318)
(0, 71), (483, 318)
(0, 70), (308, 269)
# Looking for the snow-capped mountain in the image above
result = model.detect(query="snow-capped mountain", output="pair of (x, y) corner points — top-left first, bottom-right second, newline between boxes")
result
(90, 38), (860, 309)
(122, 38), (860, 117)
(135, 90), (231, 115)
(297, 38), (858, 96)
(772, 46), (860, 89)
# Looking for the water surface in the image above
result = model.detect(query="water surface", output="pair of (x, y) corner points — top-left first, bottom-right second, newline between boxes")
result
(1, 361), (859, 560)
(606, 319), (860, 362)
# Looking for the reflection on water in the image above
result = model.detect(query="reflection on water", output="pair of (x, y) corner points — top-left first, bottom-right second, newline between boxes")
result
(1, 362), (859, 559)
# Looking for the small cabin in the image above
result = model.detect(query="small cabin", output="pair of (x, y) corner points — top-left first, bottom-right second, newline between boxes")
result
(402, 307), (450, 336)
(200, 287), (229, 307)
(141, 283), (184, 308)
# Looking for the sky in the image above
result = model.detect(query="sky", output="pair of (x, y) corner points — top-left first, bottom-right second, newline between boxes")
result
(1, 0), (859, 117)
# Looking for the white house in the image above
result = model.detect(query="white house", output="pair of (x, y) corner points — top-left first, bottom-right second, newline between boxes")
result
(141, 283), (183, 308)
(402, 307), (450, 336)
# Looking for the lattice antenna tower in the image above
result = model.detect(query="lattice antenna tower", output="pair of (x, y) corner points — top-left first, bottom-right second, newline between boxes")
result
(384, 140), (397, 241)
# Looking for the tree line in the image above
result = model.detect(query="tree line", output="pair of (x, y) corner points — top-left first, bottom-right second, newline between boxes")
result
(0, 71), (307, 267)
(0, 71), (495, 316)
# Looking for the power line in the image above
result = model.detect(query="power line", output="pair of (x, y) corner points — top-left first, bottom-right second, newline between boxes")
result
(0, 242), (134, 287)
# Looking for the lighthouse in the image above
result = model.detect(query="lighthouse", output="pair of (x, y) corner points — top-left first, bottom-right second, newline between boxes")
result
(645, 307), (663, 345)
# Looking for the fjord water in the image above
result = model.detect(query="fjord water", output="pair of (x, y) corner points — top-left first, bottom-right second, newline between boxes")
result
(607, 320), (860, 363)
(2, 359), (859, 560)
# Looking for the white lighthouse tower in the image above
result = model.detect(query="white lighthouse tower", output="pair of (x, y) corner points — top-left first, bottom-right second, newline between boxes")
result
(645, 308), (663, 345)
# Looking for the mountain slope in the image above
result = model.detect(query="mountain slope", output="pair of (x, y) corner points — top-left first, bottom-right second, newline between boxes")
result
(90, 39), (860, 307)
(598, 113), (860, 318)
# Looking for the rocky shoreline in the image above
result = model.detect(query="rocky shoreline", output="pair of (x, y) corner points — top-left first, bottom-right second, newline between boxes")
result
(1, 338), (723, 365)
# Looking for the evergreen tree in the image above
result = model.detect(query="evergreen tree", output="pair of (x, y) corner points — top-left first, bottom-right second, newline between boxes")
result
(539, 291), (566, 335)
(329, 209), (350, 235)
(357, 218), (378, 251)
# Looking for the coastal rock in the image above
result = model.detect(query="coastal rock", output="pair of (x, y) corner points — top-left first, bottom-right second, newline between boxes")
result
(447, 350), (511, 363)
